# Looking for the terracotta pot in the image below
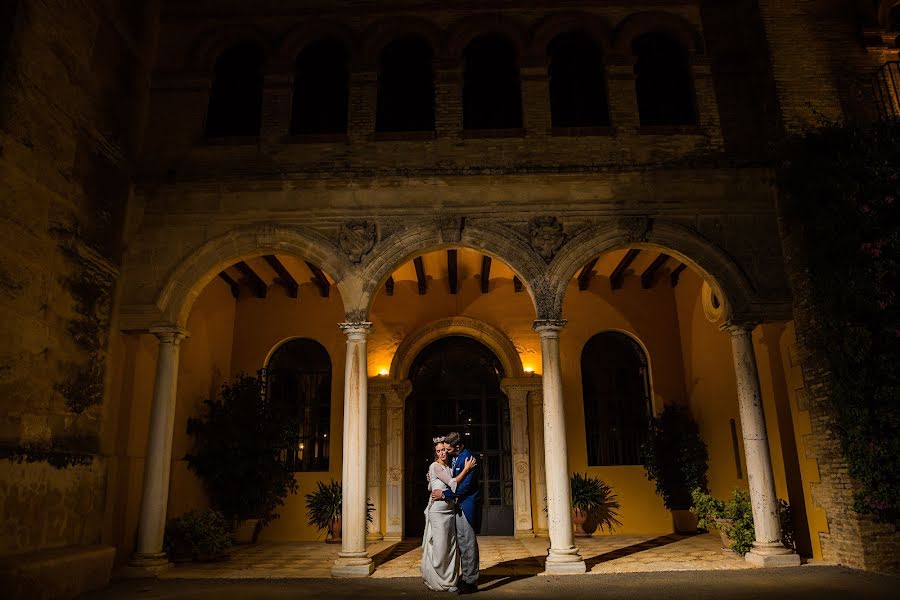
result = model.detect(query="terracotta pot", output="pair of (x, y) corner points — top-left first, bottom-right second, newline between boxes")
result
(714, 517), (734, 550)
(671, 509), (699, 534)
(572, 508), (598, 537)
(233, 518), (261, 544)
(326, 516), (342, 544)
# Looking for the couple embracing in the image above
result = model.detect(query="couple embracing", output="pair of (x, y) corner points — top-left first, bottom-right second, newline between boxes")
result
(421, 431), (480, 595)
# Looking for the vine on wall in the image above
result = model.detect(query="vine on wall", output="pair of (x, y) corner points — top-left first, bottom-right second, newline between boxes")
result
(777, 118), (899, 526)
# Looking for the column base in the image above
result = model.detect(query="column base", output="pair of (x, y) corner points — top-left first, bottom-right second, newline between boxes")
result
(366, 532), (384, 542)
(123, 553), (172, 577)
(545, 548), (587, 574)
(332, 554), (375, 577)
(745, 544), (802, 568)
(515, 529), (536, 539)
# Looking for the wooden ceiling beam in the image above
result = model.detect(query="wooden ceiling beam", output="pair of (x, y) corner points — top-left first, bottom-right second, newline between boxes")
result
(480, 255), (492, 293)
(641, 253), (670, 289)
(414, 256), (427, 295)
(263, 255), (298, 298)
(305, 261), (330, 298)
(670, 263), (688, 288)
(218, 272), (240, 299)
(385, 275), (394, 297)
(513, 276), (523, 293)
(235, 261), (267, 298)
(577, 257), (599, 291)
(448, 249), (458, 294)
(610, 249), (641, 290)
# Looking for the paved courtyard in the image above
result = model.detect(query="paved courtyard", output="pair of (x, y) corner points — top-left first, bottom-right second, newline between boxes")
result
(154, 533), (753, 580)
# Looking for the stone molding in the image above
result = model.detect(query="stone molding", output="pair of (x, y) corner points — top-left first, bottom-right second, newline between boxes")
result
(390, 316), (526, 379)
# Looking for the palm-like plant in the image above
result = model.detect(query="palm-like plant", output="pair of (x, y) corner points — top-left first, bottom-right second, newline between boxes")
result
(305, 480), (375, 540)
(570, 472), (622, 533)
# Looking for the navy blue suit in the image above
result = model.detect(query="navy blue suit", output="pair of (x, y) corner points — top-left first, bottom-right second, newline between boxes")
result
(441, 447), (481, 533)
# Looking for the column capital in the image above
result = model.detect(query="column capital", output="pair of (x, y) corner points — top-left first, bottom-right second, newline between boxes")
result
(149, 325), (189, 343)
(721, 320), (757, 336)
(533, 319), (567, 335)
(340, 321), (372, 339)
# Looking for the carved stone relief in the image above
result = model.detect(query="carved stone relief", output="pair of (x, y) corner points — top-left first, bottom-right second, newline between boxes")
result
(437, 215), (465, 243)
(528, 216), (565, 262)
(339, 220), (376, 264)
(619, 216), (652, 244)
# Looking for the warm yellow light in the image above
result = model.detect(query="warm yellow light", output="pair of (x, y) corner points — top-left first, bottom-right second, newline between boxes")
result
(524, 366), (534, 374)
(378, 368), (389, 376)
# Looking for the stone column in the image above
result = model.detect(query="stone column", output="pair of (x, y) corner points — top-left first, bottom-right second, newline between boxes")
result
(333, 322), (375, 577)
(381, 380), (412, 541)
(366, 384), (384, 542)
(131, 325), (189, 569)
(533, 320), (586, 574)
(726, 323), (801, 567)
(529, 389), (550, 537)
(500, 378), (541, 538)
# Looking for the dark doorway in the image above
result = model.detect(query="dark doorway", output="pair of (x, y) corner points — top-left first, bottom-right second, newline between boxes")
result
(403, 336), (513, 537)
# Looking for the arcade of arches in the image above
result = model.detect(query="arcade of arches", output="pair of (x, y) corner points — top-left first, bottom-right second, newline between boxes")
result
(112, 241), (814, 576)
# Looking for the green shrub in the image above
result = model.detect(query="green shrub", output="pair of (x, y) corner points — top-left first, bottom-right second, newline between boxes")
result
(164, 509), (232, 561)
(186, 372), (301, 526)
(305, 479), (375, 538)
(691, 488), (797, 556)
(690, 488), (724, 532)
(641, 405), (709, 510)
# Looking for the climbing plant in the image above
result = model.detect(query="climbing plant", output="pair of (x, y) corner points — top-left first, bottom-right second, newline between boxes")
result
(776, 118), (900, 526)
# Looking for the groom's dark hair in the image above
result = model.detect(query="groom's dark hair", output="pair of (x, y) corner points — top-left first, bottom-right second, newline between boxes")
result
(445, 431), (462, 448)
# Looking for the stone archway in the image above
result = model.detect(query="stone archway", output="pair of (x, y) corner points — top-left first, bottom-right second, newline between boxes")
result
(548, 218), (758, 322)
(375, 317), (538, 541)
(150, 223), (355, 328)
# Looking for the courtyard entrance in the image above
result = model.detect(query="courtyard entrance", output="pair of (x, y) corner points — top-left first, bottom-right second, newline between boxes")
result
(403, 336), (514, 537)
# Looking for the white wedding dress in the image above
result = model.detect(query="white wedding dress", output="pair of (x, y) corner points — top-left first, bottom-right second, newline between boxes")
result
(421, 462), (460, 592)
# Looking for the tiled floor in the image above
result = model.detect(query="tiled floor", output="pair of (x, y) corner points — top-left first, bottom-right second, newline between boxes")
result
(160, 533), (752, 579)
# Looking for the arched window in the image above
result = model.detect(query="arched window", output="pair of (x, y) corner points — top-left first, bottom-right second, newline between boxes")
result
(265, 338), (332, 472)
(548, 32), (610, 127)
(205, 41), (264, 137)
(581, 332), (652, 466)
(290, 38), (349, 135)
(632, 32), (697, 126)
(463, 34), (523, 130)
(376, 36), (435, 132)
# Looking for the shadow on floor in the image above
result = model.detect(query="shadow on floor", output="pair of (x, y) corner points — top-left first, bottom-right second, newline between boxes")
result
(583, 534), (688, 570)
(371, 539), (420, 568)
(477, 556), (544, 592)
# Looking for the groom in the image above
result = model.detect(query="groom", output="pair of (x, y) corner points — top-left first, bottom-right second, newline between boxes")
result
(432, 431), (480, 594)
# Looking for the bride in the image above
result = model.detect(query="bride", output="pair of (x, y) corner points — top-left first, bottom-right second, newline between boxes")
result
(421, 436), (476, 592)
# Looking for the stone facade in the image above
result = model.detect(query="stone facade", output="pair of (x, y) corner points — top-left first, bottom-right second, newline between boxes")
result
(1, 0), (898, 577)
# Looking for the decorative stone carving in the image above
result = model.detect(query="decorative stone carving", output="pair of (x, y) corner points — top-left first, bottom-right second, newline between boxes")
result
(344, 309), (368, 324)
(619, 216), (652, 243)
(438, 216), (465, 243)
(528, 216), (565, 262)
(339, 220), (376, 264)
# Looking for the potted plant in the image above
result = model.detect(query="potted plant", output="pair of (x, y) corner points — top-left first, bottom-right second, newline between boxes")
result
(186, 372), (301, 543)
(305, 479), (375, 543)
(640, 404), (709, 533)
(690, 488), (797, 556)
(570, 473), (622, 537)
(690, 488), (729, 548)
(164, 509), (232, 562)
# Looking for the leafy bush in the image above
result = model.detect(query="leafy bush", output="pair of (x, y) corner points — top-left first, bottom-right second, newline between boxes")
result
(570, 473), (622, 533)
(641, 405), (709, 510)
(186, 372), (301, 527)
(690, 488), (725, 532)
(164, 509), (232, 561)
(691, 488), (796, 556)
(777, 119), (900, 525)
